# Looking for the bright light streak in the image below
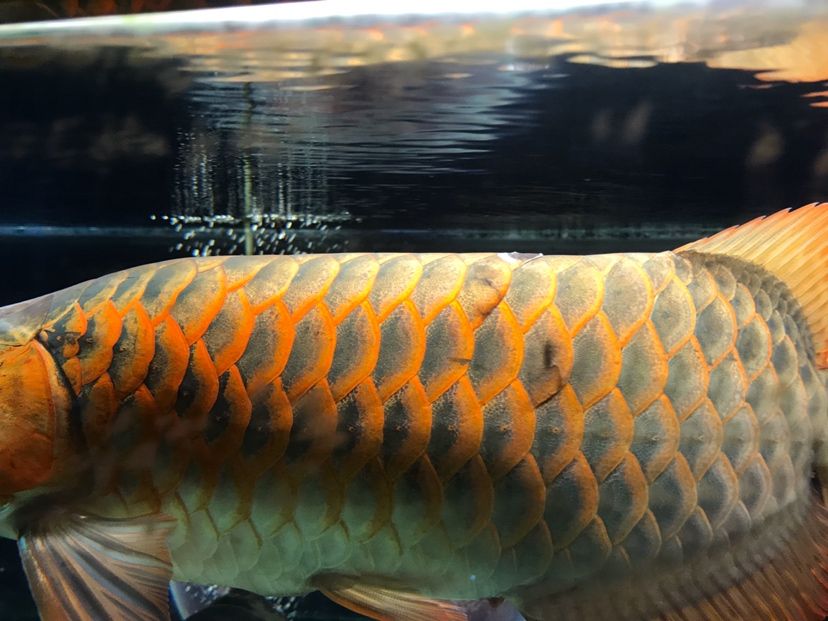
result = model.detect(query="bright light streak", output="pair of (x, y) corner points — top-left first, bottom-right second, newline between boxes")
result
(0, 0), (813, 39)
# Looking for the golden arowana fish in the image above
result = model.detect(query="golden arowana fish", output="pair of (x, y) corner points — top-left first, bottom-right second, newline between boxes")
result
(1, 205), (827, 621)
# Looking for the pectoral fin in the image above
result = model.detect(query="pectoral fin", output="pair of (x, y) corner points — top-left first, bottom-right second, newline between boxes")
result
(18, 512), (174, 621)
(316, 575), (468, 621)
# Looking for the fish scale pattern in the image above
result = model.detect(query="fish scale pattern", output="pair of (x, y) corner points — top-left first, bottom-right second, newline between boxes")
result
(30, 250), (827, 601)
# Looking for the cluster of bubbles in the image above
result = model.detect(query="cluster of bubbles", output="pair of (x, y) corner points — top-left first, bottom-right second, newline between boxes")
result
(171, 581), (301, 620)
(151, 210), (357, 257)
(268, 596), (301, 620)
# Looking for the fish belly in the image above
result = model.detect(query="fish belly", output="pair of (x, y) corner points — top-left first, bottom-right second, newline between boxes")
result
(32, 251), (827, 601)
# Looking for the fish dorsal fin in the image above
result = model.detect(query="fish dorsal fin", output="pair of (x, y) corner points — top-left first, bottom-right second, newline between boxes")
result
(316, 575), (468, 621)
(18, 512), (174, 621)
(677, 203), (828, 368)
(519, 495), (828, 621)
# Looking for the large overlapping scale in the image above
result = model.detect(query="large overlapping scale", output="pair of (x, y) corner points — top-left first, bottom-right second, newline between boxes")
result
(30, 250), (827, 602)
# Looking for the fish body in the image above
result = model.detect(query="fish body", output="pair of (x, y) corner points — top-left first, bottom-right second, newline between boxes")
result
(0, 205), (827, 620)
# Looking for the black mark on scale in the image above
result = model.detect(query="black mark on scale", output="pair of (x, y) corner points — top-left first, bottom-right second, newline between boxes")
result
(544, 342), (554, 369)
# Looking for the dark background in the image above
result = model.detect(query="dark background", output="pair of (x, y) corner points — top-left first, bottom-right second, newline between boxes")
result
(0, 29), (827, 619)
(2, 45), (827, 307)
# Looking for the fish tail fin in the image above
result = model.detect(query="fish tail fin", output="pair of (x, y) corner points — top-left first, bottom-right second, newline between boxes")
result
(678, 202), (828, 368)
(518, 205), (828, 620)
(678, 203), (828, 493)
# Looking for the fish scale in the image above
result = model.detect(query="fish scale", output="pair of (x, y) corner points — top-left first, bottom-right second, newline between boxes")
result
(16, 247), (823, 610)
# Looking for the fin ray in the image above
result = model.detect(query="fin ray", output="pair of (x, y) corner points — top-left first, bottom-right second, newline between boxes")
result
(19, 512), (174, 621)
(316, 575), (468, 621)
(678, 203), (828, 368)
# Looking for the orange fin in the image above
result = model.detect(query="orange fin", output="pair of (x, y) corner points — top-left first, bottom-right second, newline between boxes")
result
(678, 203), (828, 368)
(316, 576), (468, 621)
(19, 512), (174, 621)
(519, 495), (828, 621)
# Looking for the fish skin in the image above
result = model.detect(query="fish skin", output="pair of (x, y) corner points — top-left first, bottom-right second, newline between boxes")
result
(0, 246), (825, 615)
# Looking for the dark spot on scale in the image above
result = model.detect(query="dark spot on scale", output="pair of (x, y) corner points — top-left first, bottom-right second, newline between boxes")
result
(242, 397), (272, 456)
(544, 341), (554, 368)
(174, 343), (203, 416)
(382, 395), (410, 464)
(204, 371), (232, 443)
(54, 362), (86, 446)
(333, 394), (362, 459)
(285, 386), (330, 462)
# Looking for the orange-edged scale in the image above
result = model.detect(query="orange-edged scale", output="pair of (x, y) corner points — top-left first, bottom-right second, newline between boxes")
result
(0, 205), (827, 621)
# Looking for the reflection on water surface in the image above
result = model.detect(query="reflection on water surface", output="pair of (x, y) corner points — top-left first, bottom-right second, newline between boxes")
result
(0, 5), (827, 615)
(1, 1), (828, 259)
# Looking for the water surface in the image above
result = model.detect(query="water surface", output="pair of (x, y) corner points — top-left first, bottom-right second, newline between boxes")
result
(0, 1), (827, 618)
